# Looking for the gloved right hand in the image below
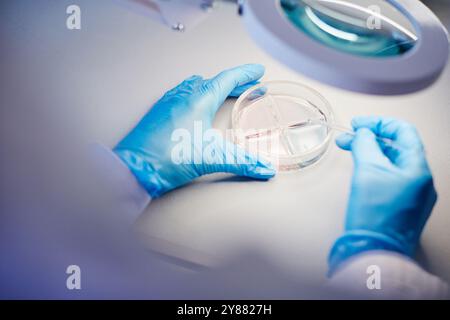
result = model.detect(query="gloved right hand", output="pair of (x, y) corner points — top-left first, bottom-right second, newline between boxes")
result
(329, 116), (437, 274)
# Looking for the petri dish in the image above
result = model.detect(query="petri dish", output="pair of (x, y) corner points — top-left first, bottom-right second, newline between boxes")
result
(232, 81), (334, 171)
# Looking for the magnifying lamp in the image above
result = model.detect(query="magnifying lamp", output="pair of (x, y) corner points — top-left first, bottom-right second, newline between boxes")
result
(118, 0), (449, 95)
(242, 0), (449, 95)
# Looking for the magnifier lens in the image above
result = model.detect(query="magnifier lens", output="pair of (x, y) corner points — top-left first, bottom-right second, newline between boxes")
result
(280, 0), (418, 57)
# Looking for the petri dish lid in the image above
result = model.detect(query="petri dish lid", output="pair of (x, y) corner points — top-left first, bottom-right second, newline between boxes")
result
(242, 0), (449, 95)
(232, 81), (334, 171)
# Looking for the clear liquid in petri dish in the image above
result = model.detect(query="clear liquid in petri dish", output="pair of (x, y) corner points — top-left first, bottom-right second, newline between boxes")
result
(235, 94), (329, 159)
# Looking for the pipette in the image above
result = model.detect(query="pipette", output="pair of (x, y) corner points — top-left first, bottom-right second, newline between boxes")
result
(297, 119), (397, 149)
(244, 118), (398, 149)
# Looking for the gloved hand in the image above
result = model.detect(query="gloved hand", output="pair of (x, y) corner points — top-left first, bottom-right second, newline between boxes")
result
(114, 64), (275, 198)
(329, 116), (437, 274)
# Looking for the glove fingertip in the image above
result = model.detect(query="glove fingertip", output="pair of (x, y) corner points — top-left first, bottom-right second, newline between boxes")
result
(351, 115), (367, 126)
(240, 63), (265, 78)
(335, 133), (353, 150)
(229, 81), (259, 97)
(249, 165), (276, 180)
(257, 156), (275, 169)
(356, 127), (375, 137)
(242, 63), (265, 71)
(246, 157), (276, 180)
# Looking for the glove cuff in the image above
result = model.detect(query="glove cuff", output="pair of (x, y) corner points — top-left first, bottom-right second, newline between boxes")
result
(328, 230), (410, 277)
(113, 148), (165, 198)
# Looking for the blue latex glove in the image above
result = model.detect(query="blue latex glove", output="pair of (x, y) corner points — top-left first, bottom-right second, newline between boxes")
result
(329, 116), (437, 274)
(114, 64), (275, 198)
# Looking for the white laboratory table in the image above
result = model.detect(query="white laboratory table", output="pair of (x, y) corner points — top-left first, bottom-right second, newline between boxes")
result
(9, 1), (449, 286)
(123, 3), (450, 285)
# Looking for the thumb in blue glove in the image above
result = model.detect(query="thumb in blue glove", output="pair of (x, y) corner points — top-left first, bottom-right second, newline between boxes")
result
(114, 64), (276, 198)
(329, 116), (437, 275)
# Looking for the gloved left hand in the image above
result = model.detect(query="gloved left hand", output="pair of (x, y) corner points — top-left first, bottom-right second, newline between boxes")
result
(114, 64), (276, 198)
